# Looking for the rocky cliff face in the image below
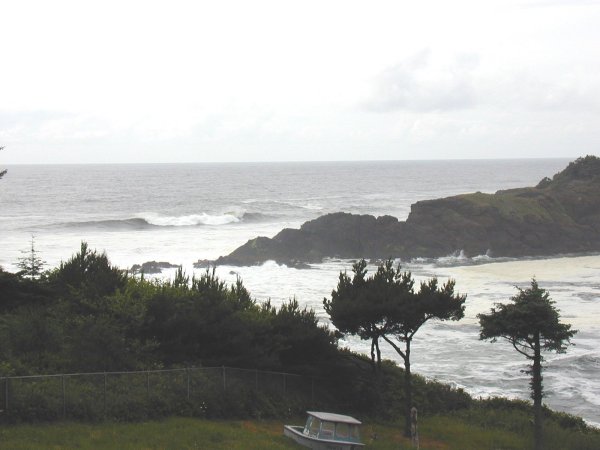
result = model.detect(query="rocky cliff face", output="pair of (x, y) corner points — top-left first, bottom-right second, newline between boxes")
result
(208, 156), (600, 267)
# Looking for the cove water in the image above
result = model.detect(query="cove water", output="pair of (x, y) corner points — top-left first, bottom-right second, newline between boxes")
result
(1, 159), (599, 426)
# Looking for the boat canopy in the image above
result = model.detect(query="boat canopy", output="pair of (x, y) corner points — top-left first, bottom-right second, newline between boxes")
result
(306, 411), (362, 425)
(303, 411), (362, 443)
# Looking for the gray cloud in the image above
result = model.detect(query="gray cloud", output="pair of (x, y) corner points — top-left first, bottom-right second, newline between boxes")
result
(362, 49), (479, 113)
(523, 0), (600, 8)
(479, 68), (600, 114)
(363, 49), (600, 115)
(0, 110), (114, 143)
(0, 110), (71, 128)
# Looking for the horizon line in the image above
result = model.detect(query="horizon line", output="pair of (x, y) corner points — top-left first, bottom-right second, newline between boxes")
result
(1, 155), (579, 166)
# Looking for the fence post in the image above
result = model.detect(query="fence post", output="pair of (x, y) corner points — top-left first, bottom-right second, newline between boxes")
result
(4, 378), (8, 413)
(187, 368), (190, 401)
(146, 371), (150, 397)
(62, 375), (66, 418)
(283, 374), (286, 396)
(255, 369), (259, 392)
(222, 366), (226, 391)
(311, 377), (315, 408)
(103, 373), (107, 418)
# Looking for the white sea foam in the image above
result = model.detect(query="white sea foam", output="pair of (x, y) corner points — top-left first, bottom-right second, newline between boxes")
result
(436, 250), (468, 265)
(141, 212), (241, 226)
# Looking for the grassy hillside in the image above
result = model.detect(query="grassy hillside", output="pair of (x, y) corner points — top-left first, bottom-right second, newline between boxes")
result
(1, 414), (599, 450)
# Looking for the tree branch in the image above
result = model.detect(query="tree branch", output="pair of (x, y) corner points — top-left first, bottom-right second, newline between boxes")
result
(382, 334), (406, 361)
(510, 338), (533, 359)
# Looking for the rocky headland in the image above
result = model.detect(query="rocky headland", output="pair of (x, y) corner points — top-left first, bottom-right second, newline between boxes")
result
(201, 156), (600, 267)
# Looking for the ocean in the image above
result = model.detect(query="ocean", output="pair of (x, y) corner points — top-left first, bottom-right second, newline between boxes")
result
(1, 159), (599, 426)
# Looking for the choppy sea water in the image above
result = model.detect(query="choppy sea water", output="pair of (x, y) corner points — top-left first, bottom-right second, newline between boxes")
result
(1, 159), (599, 425)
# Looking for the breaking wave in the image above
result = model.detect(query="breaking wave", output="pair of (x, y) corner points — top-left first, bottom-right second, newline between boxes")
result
(53, 218), (158, 231)
(143, 212), (241, 226)
(410, 250), (515, 268)
(51, 212), (273, 230)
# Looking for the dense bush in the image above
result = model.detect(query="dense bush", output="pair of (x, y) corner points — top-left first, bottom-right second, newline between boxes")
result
(0, 245), (339, 376)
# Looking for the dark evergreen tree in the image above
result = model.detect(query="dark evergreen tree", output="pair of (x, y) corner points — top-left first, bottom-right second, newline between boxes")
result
(478, 279), (576, 450)
(324, 259), (466, 436)
(142, 267), (267, 367)
(16, 235), (46, 280)
(323, 259), (413, 369)
(269, 297), (338, 373)
(0, 269), (54, 313)
(48, 241), (127, 300)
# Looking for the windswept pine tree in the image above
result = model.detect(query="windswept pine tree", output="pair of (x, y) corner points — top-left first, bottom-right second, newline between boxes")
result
(478, 279), (576, 450)
(324, 259), (466, 437)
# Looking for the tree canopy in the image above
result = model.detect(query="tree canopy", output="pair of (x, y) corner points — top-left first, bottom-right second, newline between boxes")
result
(323, 259), (414, 367)
(478, 279), (575, 355)
(47, 241), (128, 300)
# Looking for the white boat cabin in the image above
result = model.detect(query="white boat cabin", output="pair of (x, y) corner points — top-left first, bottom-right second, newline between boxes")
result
(302, 411), (362, 443)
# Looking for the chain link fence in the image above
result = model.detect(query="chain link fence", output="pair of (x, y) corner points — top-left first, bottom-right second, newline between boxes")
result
(0, 367), (334, 423)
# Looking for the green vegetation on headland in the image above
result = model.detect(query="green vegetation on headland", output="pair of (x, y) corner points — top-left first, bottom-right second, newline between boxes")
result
(1, 243), (598, 449)
(208, 155), (600, 267)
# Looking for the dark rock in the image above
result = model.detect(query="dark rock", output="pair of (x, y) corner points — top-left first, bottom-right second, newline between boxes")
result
(130, 260), (179, 274)
(193, 259), (213, 269)
(213, 156), (600, 266)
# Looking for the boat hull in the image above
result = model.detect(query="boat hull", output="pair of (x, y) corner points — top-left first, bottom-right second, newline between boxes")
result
(283, 425), (364, 450)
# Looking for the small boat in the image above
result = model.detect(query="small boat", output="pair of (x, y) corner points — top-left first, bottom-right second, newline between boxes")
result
(284, 411), (365, 449)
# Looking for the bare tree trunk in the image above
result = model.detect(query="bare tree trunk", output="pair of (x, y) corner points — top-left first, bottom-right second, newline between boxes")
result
(404, 339), (412, 438)
(375, 338), (381, 369)
(370, 338), (376, 371)
(532, 334), (543, 450)
(381, 334), (414, 437)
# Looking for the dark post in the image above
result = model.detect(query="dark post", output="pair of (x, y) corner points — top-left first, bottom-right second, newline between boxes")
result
(4, 378), (8, 413)
(146, 371), (150, 397)
(255, 369), (259, 392)
(103, 373), (107, 418)
(533, 333), (544, 450)
(404, 341), (412, 437)
(62, 375), (66, 418)
(222, 366), (226, 391)
(410, 406), (419, 449)
(283, 374), (286, 396)
(311, 377), (315, 408)
(187, 368), (190, 400)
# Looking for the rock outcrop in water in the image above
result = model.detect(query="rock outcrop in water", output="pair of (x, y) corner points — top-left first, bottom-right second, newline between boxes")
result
(131, 261), (179, 274)
(208, 156), (600, 267)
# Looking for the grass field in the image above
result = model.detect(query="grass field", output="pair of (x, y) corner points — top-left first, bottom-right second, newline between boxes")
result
(2, 412), (600, 449)
(0, 415), (541, 450)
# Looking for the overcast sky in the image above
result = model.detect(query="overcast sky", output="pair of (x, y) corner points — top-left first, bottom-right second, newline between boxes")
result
(1, 0), (599, 163)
